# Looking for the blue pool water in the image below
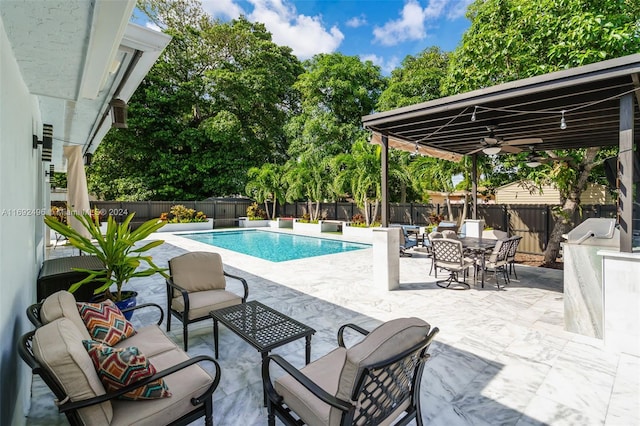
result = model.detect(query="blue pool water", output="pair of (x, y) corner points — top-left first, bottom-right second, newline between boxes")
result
(181, 230), (370, 262)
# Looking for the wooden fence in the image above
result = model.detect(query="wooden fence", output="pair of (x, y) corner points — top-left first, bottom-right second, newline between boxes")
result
(90, 200), (617, 255)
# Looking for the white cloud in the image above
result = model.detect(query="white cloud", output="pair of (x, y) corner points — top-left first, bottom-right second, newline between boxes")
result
(247, 0), (344, 59)
(360, 54), (400, 75)
(447, 0), (474, 19)
(373, 0), (427, 46)
(373, 0), (468, 46)
(346, 14), (367, 28)
(423, 0), (448, 18)
(203, 0), (244, 20)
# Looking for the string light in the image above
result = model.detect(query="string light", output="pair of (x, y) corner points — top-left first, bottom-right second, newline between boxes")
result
(471, 106), (477, 122)
(560, 110), (567, 130)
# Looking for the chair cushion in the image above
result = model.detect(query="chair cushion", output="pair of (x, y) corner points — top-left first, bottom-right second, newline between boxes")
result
(32, 318), (113, 425)
(40, 290), (91, 340)
(109, 348), (215, 426)
(114, 325), (178, 357)
(337, 318), (430, 403)
(441, 230), (458, 239)
(77, 300), (137, 346)
(169, 252), (226, 293)
(172, 290), (243, 320)
(275, 347), (347, 426)
(83, 341), (171, 400)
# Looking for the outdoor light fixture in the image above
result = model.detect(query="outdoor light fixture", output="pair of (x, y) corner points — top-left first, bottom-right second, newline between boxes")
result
(110, 98), (128, 128)
(41, 124), (53, 162)
(85, 152), (93, 166)
(560, 110), (567, 129)
(45, 164), (54, 177)
(482, 146), (501, 155)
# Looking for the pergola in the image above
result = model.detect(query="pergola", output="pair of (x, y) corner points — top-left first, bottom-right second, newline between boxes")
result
(362, 54), (640, 252)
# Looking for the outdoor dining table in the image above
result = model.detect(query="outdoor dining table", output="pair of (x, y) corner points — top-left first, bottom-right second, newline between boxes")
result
(458, 237), (498, 288)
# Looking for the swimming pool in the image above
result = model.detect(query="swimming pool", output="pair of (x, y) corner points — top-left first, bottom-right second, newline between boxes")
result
(181, 230), (370, 262)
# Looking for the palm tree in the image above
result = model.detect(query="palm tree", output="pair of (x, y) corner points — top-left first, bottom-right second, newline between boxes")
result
(283, 150), (333, 221)
(245, 164), (284, 219)
(331, 139), (381, 226)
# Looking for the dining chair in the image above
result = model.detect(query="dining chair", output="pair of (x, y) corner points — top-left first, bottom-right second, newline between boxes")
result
(431, 238), (476, 290)
(423, 231), (443, 276)
(504, 236), (522, 279)
(482, 239), (511, 289)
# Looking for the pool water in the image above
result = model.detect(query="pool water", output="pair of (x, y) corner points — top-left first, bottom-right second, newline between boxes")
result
(181, 230), (370, 262)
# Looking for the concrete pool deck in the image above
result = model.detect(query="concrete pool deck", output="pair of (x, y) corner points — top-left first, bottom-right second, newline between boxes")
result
(27, 230), (639, 425)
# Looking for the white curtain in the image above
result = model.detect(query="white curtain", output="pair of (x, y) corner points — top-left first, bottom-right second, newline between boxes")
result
(63, 145), (91, 238)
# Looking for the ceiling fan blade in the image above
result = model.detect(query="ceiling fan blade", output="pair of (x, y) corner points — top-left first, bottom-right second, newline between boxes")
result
(483, 137), (499, 144)
(504, 138), (543, 146)
(467, 146), (486, 155)
(500, 145), (522, 153)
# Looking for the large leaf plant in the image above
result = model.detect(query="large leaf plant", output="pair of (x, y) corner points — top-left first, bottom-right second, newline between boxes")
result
(44, 212), (168, 302)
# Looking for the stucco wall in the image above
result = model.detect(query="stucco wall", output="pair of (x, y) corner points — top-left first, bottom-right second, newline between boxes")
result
(0, 17), (45, 426)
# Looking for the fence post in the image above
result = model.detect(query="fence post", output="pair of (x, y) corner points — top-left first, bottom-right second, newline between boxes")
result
(543, 205), (550, 250)
(503, 205), (508, 232)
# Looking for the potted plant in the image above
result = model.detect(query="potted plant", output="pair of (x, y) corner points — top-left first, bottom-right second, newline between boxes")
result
(239, 202), (270, 228)
(158, 204), (213, 232)
(43, 212), (168, 312)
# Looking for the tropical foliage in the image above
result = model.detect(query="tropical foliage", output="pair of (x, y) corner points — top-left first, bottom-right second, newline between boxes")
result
(43, 213), (167, 302)
(84, 0), (639, 263)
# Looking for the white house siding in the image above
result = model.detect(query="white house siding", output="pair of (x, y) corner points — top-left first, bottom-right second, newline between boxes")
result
(495, 182), (614, 205)
(0, 17), (45, 426)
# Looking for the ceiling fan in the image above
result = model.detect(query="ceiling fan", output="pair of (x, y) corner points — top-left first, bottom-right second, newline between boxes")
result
(470, 125), (543, 155)
(524, 146), (572, 167)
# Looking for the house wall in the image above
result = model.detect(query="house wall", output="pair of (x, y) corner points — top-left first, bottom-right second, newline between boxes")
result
(0, 17), (45, 426)
(496, 182), (613, 205)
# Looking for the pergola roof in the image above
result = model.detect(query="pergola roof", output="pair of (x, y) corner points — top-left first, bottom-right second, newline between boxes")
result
(362, 54), (640, 159)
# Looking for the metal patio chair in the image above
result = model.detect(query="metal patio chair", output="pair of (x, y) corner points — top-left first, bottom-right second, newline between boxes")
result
(262, 317), (439, 426)
(432, 238), (476, 290)
(166, 251), (249, 351)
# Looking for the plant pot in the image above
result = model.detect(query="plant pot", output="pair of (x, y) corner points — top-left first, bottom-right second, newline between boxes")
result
(90, 291), (138, 321)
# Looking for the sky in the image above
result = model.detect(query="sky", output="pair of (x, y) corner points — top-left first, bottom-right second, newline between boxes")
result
(145, 0), (473, 75)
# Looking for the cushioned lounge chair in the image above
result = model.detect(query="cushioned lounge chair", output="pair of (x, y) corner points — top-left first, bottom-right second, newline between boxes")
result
(166, 251), (249, 351)
(262, 317), (439, 426)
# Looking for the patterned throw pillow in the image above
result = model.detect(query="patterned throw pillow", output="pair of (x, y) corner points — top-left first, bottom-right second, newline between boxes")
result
(77, 300), (136, 346)
(83, 340), (171, 400)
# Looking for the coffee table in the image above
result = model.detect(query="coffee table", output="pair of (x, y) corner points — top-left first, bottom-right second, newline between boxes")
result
(210, 301), (315, 364)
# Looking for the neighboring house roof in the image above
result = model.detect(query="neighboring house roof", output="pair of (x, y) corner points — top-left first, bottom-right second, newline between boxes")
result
(0, 0), (171, 171)
(495, 181), (614, 205)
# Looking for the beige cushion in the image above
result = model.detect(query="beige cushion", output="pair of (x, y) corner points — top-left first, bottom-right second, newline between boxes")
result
(482, 229), (508, 240)
(40, 290), (91, 340)
(336, 318), (430, 404)
(172, 290), (243, 320)
(169, 252), (226, 293)
(114, 325), (178, 357)
(32, 318), (112, 424)
(441, 230), (458, 240)
(275, 347), (347, 426)
(109, 348), (215, 426)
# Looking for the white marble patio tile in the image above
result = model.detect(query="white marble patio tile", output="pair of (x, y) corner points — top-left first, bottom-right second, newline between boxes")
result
(452, 355), (550, 424)
(422, 346), (491, 403)
(518, 395), (604, 426)
(535, 363), (613, 421)
(504, 329), (568, 366)
(605, 353), (640, 425)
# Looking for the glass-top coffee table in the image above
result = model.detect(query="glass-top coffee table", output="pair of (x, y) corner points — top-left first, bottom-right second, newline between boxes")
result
(210, 300), (316, 364)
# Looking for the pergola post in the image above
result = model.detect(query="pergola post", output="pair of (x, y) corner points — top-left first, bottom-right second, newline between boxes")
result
(618, 93), (634, 252)
(381, 134), (389, 227)
(472, 154), (478, 220)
